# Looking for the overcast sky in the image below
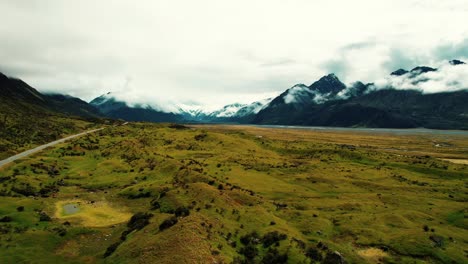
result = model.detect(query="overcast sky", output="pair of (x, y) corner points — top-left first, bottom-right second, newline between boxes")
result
(0, 0), (467, 110)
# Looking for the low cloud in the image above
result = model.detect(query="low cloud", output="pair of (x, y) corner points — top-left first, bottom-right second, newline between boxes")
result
(373, 61), (468, 93)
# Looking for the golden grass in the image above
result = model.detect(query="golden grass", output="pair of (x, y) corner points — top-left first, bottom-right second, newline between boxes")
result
(54, 199), (132, 227)
(441, 158), (468, 164)
(357, 248), (388, 263)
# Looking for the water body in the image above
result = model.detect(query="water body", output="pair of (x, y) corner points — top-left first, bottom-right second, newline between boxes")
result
(63, 203), (80, 215)
(252, 125), (468, 136)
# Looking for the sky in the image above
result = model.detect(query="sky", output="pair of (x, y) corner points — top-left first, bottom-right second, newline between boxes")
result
(0, 0), (467, 111)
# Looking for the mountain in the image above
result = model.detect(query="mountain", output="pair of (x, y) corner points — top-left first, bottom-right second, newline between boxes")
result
(390, 69), (409, 76)
(267, 74), (346, 111)
(0, 72), (104, 158)
(254, 61), (468, 129)
(410, 66), (437, 75)
(449, 59), (465, 65)
(0, 72), (101, 118)
(252, 74), (347, 124)
(90, 93), (184, 122)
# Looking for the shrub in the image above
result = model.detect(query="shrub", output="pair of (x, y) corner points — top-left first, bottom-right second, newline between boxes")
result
(39, 212), (51, 222)
(174, 206), (190, 217)
(305, 247), (322, 261)
(104, 242), (122, 258)
(239, 244), (258, 260)
(16, 206), (24, 212)
(0, 216), (12, 222)
(127, 212), (153, 231)
(262, 231), (287, 248)
(261, 248), (288, 264)
(240, 232), (260, 245)
(150, 199), (161, 210)
(159, 216), (178, 231)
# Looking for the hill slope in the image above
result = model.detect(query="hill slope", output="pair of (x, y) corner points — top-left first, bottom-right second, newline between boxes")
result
(0, 72), (103, 159)
(0, 123), (466, 263)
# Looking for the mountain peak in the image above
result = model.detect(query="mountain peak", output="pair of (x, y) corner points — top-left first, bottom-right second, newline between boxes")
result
(309, 73), (346, 94)
(449, 59), (466, 65)
(410, 66), (437, 74)
(390, 69), (409, 76)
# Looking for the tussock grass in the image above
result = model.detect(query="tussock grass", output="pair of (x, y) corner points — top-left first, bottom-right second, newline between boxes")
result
(0, 123), (466, 263)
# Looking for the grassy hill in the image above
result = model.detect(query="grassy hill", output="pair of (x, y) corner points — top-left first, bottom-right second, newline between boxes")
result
(0, 72), (107, 159)
(0, 123), (466, 263)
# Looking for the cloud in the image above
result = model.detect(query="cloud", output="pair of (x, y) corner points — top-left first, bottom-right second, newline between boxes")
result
(433, 38), (468, 61)
(373, 61), (468, 93)
(0, 0), (467, 111)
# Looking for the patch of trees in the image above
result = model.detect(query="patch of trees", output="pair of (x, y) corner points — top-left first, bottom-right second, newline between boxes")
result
(38, 184), (59, 197)
(159, 216), (178, 231)
(236, 231), (288, 263)
(168, 124), (189, 130)
(11, 184), (37, 196)
(104, 242), (121, 258)
(174, 206), (190, 217)
(126, 212), (153, 232)
(127, 191), (151, 199)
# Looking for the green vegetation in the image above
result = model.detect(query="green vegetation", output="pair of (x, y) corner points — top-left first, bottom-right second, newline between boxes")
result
(0, 72), (111, 159)
(0, 123), (466, 263)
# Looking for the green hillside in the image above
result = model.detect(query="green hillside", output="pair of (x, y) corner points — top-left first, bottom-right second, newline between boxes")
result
(0, 72), (105, 159)
(0, 123), (466, 263)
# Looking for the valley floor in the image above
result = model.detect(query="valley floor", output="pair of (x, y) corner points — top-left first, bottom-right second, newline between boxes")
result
(0, 123), (466, 263)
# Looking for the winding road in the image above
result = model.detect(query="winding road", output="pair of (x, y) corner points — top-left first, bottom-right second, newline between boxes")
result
(0, 127), (104, 168)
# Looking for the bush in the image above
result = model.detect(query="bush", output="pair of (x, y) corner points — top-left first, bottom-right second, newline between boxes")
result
(240, 232), (260, 245)
(240, 244), (258, 260)
(261, 248), (288, 264)
(150, 199), (161, 210)
(16, 206), (24, 212)
(127, 212), (153, 231)
(262, 231), (287, 248)
(0, 216), (12, 222)
(104, 242), (122, 258)
(305, 247), (322, 261)
(39, 212), (51, 222)
(174, 206), (190, 217)
(159, 216), (178, 231)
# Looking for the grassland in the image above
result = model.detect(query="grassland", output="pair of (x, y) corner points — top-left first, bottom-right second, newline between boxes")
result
(0, 123), (466, 263)
(0, 112), (103, 160)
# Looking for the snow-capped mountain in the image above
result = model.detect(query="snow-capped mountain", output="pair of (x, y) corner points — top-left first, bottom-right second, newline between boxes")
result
(177, 98), (273, 121)
(90, 92), (184, 122)
(266, 73), (347, 111)
(87, 59), (468, 129)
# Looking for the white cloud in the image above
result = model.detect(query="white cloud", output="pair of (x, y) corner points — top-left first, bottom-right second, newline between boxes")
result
(374, 61), (468, 93)
(0, 0), (467, 110)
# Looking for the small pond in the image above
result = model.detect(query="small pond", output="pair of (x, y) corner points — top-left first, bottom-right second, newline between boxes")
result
(63, 203), (80, 215)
